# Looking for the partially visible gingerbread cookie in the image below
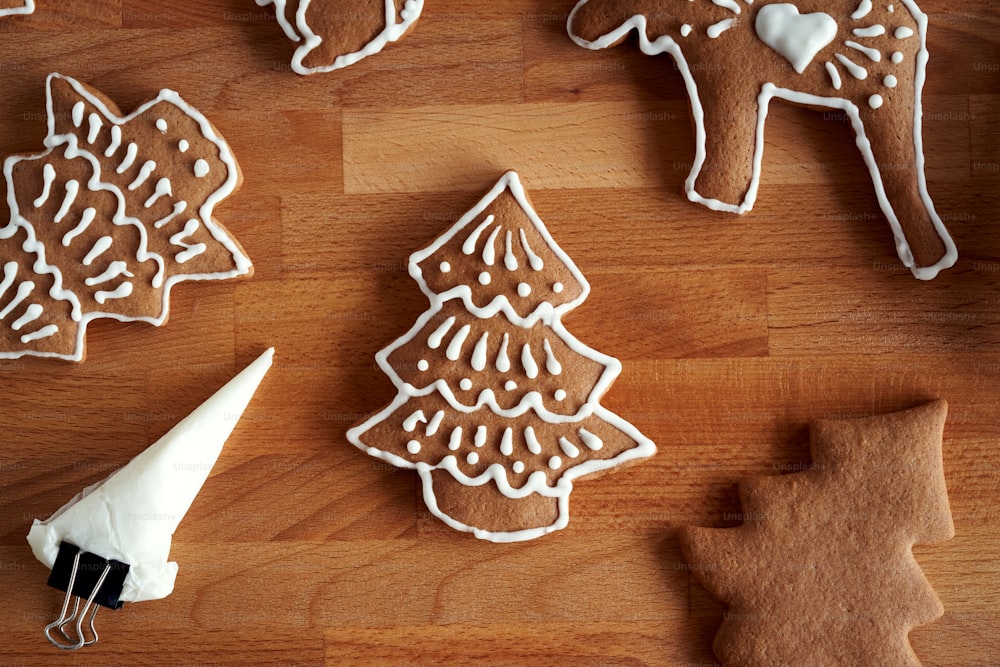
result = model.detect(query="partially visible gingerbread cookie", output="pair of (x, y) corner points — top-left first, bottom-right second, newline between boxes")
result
(568, 0), (957, 280)
(1, 73), (252, 361)
(256, 0), (423, 75)
(0, 0), (34, 17)
(678, 400), (954, 666)
(348, 171), (656, 542)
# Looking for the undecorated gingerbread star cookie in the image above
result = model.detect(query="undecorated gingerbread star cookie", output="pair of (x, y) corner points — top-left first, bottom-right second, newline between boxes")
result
(1, 73), (252, 361)
(348, 171), (656, 542)
(678, 400), (954, 666)
(256, 0), (423, 75)
(568, 0), (957, 279)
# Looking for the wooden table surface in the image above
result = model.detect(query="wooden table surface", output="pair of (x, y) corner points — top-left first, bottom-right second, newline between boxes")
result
(1, 1), (998, 665)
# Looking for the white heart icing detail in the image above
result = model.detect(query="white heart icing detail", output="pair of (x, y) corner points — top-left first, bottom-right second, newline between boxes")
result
(755, 4), (838, 74)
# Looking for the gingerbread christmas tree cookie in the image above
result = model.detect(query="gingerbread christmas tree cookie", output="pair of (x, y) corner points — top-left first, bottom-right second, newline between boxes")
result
(1, 73), (252, 361)
(348, 171), (656, 542)
(567, 0), (957, 279)
(678, 400), (954, 666)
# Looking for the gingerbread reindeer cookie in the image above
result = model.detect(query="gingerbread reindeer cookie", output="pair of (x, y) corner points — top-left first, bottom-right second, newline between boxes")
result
(568, 0), (957, 280)
(256, 0), (423, 75)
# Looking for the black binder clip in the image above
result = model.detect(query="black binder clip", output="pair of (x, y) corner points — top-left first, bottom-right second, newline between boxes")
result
(43, 541), (130, 650)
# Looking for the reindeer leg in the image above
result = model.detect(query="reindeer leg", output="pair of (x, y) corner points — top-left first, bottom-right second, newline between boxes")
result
(854, 96), (956, 280)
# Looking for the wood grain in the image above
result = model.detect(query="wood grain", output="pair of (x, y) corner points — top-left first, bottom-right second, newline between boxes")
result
(1, 0), (998, 665)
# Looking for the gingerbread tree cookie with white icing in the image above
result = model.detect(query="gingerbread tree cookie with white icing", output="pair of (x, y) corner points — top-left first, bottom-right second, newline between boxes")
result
(256, 0), (423, 75)
(1, 73), (252, 361)
(568, 0), (957, 280)
(348, 171), (656, 542)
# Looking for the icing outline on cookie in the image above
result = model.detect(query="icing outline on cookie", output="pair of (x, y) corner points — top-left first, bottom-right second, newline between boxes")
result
(0, 0), (34, 17)
(567, 0), (957, 280)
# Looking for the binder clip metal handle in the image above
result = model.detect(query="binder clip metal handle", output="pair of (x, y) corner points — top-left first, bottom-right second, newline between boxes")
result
(43, 542), (129, 650)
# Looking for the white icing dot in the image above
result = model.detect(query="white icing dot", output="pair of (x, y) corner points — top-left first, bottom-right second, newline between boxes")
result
(178, 139), (190, 153)
(548, 456), (562, 470)
(554, 389), (567, 401)
(517, 282), (531, 297)
(478, 271), (491, 285)
(552, 282), (564, 294)
(895, 26), (914, 39)
(892, 51), (904, 64)
(504, 380), (517, 391)
(194, 159), (210, 178)
(156, 118), (168, 133)
(884, 75), (898, 88)
(460, 378), (472, 391)
(467, 452), (479, 465)
(417, 359), (429, 371)
(439, 261), (451, 273)
(680, 23), (692, 37)
(407, 440), (421, 454)
(869, 94), (884, 109)
(512, 461), (525, 474)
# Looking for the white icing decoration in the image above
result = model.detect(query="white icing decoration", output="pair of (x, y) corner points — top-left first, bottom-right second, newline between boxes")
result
(144, 177), (173, 208)
(84, 261), (133, 287)
(869, 94), (884, 109)
(87, 114), (102, 145)
(0, 0), (35, 18)
(34, 164), (55, 207)
(579, 428), (604, 451)
(178, 139), (190, 153)
(503, 230), (518, 270)
(500, 428), (514, 456)
(194, 158), (210, 178)
(852, 0), (873, 20)
(466, 452), (479, 465)
(0, 281), (33, 319)
(95, 282), (133, 304)
(825, 61), (843, 90)
(426, 315), (455, 349)
(62, 208), (96, 247)
(407, 440), (421, 454)
(512, 461), (525, 474)
(481, 225), (501, 266)
(0, 263), (15, 303)
(552, 282), (563, 293)
(445, 323), (471, 361)
(71, 101), (84, 128)
(53, 180), (80, 223)
(425, 410), (445, 437)
(846, 40), (882, 62)
(755, 4), (838, 74)
(548, 456), (562, 470)
(21, 324), (58, 344)
(153, 201), (187, 229)
(128, 161), (156, 190)
(518, 228), (543, 270)
(105, 125), (122, 157)
(11, 303), (42, 331)
(402, 409), (426, 432)
(554, 389), (567, 401)
(712, 0), (741, 14)
(504, 380), (517, 391)
(462, 215), (494, 255)
(853, 25), (886, 37)
(680, 24), (692, 37)
(895, 26), (914, 39)
(517, 282), (531, 297)
(542, 338), (562, 375)
(459, 378), (472, 391)
(156, 118), (168, 133)
(439, 261), (451, 273)
(884, 75), (898, 88)
(521, 342), (539, 379)
(275, 0), (425, 75)
(417, 359), (429, 371)
(83, 236), (113, 266)
(478, 271), (491, 285)
(835, 53), (869, 80)
(471, 332), (489, 371)
(558, 437), (580, 459)
(892, 51), (904, 64)
(345, 172), (656, 542)
(707, 18), (735, 39)
(169, 219), (208, 264)
(116, 143), (138, 174)
(566, 0), (958, 279)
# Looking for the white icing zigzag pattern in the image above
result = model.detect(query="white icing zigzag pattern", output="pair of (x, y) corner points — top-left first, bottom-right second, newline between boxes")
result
(568, 0), (957, 280)
(256, 0), (424, 75)
(0, 73), (252, 361)
(348, 171), (656, 543)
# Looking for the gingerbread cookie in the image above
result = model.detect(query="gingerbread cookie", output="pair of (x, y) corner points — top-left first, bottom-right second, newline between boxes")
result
(0, 0), (34, 16)
(348, 171), (656, 542)
(678, 400), (954, 665)
(1, 73), (252, 361)
(256, 0), (423, 75)
(568, 0), (957, 280)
